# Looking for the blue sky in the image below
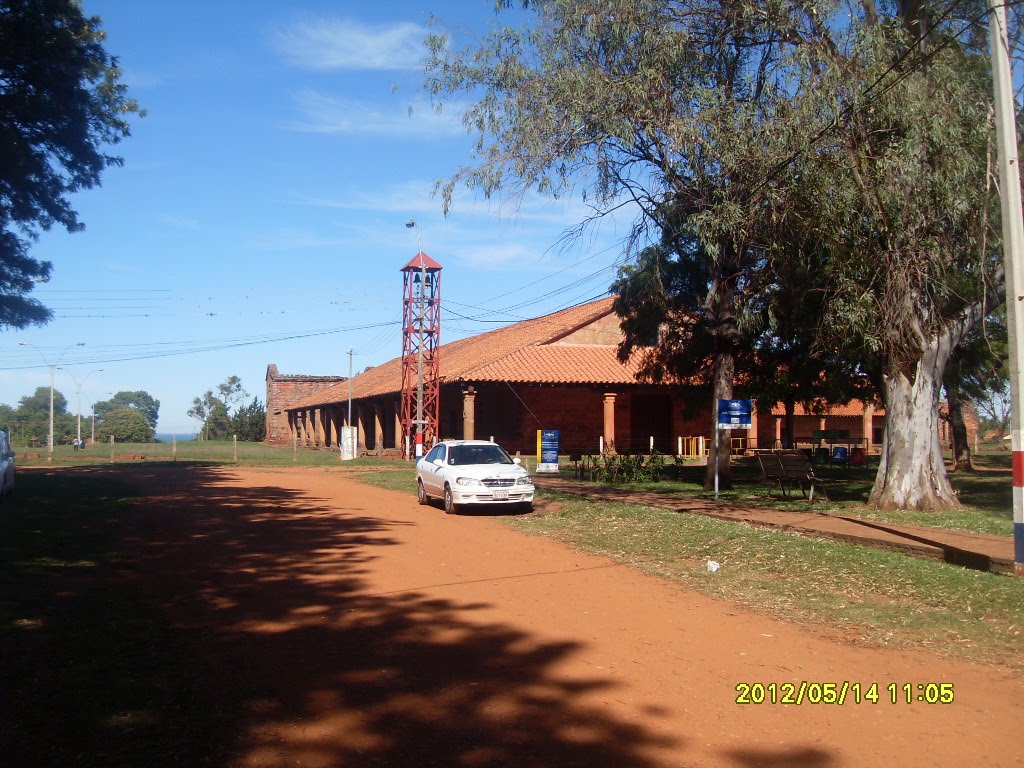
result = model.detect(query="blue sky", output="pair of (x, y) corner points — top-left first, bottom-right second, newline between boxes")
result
(0, 0), (634, 434)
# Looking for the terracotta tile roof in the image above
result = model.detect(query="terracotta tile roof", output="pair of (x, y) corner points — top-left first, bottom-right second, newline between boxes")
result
(290, 297), (623, 409)
(767, 400), (878, 417)
(468, 345), (644, 384)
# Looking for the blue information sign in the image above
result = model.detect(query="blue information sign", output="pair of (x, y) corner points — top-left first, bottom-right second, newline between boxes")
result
(541, 429), (560, 464)
(718, 399), (752, 429)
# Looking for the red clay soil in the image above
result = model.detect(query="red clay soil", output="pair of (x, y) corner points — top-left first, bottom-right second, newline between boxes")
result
(115, 465), (1021, 767)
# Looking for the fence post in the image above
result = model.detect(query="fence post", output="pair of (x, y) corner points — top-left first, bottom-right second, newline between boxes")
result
(109, 434), (114, 462)
(233, 434), (238, 463)
(172, 435), (177, 462)
(599, 435), (604, 454)
(293, 434), (297, 463)
(650, 436), (654, 454)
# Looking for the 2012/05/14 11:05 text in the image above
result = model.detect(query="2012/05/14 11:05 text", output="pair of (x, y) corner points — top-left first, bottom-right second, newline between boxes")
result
(734, 681), (955, 705)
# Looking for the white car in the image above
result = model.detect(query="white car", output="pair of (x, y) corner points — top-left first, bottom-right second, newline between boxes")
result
(416, 440), (534, 514)
(0, 430), (15, 498)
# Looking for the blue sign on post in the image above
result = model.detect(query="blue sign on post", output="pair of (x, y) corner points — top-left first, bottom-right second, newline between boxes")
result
(717, 399), (752, 429)
(538, 429), (560, 473)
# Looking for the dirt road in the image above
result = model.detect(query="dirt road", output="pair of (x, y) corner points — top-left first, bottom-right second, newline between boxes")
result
(120, 465), (1022, 767)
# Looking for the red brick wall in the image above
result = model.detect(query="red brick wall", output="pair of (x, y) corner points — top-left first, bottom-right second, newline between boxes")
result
(554, 312), (622, 345)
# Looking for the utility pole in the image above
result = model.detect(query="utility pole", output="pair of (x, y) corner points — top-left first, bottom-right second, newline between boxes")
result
(60, 367), (103, 445)
(19, 341), (84, 460)
(988, 0), (1024, 575)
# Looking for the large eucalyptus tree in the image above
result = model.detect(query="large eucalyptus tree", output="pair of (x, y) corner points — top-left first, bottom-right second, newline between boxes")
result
(762, 2), (1005, 509)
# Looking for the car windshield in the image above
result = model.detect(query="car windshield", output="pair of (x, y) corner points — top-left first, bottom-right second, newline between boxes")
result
(448, 444), (514, 466)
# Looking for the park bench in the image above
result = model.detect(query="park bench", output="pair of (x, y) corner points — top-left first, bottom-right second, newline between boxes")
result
(755, 449), (827, 501)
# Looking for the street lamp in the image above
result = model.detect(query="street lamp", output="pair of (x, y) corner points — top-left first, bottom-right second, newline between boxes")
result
(59, 367), (104, 445)
(19, 341), (85, 459)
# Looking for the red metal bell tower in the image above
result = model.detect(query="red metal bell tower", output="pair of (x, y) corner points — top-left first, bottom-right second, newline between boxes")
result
(400, 251), (442, 458)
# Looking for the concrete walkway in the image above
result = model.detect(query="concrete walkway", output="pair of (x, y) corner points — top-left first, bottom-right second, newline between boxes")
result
(534, 475), (1016, 575)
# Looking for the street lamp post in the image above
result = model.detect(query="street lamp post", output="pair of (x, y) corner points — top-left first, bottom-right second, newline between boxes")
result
(60, 367), (104, 445)
(19, 342), (85, 459)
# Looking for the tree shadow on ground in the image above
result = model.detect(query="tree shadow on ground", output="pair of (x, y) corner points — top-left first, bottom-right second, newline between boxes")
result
(2, 465), (680, 767)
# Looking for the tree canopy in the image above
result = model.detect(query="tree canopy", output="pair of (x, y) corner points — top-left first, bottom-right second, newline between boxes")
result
(0, 0), (141, 329)
(96, 407), (153, 443)
(93, 391), (160, 429)
(0, 386), (75, 446)
(188, 378), (263, 441)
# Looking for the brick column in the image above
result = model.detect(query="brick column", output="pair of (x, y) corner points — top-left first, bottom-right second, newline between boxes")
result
(356, 405), (365, 455)
(862, 402), (874, 451)
(748, 402), (758, 450)
(463, 388), (476, 440)
(603, 393), (617, 454)
(774, 416), (782, 449)
(328, 406), (338, 448)
(373, 402), (383, 454)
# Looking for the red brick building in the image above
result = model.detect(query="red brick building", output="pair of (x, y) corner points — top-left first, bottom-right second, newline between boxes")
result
(268, 297), (901, 458)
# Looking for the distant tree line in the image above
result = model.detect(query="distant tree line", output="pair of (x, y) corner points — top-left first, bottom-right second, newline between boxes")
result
(187, 376), (265, 442)
(0, 389), (159, 446)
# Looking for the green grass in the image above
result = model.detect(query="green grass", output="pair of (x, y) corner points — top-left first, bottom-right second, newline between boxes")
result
(16, 439), (383, 468)
(570, 457), (1016, 536)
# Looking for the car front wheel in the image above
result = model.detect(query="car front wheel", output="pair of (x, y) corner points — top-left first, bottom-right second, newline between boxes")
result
(417, 479), (429, 505)
(443, 485), (458, 515)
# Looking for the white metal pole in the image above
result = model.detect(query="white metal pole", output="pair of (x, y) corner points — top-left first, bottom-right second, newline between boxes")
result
(989, 0), (1024, 575)
(48, 365), (54, 461)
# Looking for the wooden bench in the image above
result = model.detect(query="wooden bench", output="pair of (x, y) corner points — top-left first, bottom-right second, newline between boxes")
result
(755, 450), (827, 501)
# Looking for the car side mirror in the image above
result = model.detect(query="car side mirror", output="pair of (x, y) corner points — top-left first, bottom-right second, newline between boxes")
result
(8, 451), (15, 459)
(433, 458), (444, 467)
(512, 457), (522, 465)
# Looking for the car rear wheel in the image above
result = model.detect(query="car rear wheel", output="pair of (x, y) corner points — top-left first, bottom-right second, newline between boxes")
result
(417, 479), (429, 505)
(443, 485), (458, 515)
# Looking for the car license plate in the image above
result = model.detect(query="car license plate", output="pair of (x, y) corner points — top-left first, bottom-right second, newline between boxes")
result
(492, 489), (509, 500)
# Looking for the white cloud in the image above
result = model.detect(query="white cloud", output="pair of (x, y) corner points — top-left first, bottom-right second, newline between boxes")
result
(285, 89), (463, 137)
(273, 18), (427, 71)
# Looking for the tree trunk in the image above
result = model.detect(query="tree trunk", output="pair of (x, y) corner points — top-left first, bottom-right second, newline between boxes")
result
(944, 379), (975, 472)
(704, 352), (735, 491)
(869, 341), (959, 511)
